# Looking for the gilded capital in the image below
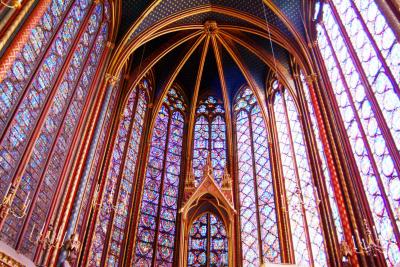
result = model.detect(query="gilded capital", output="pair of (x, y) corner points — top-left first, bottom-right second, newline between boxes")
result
(105, 73), (119, 85)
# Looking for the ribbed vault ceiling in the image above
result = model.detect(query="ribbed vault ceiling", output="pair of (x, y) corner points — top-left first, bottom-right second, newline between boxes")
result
(114, 0), (311, 116)
(118, 0), (306, 42)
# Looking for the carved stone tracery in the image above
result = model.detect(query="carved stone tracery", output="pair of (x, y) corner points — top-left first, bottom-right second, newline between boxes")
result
(179, 156), (236, 266)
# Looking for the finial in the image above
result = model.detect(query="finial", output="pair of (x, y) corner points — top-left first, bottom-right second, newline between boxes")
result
(222, 167), (232, 190)
(185, 170), (196, 189)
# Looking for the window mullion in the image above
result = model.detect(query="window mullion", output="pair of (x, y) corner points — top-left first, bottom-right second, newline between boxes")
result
(207, 213), (211, 267)
(328, 2), (400, 173)
(247, 109), (265, 265)
(101, 89), (141, 266)
(0, 0), (76, 139)
(347, 1), (400, 95)
(208, 114), (212, 160)
(13, 5), (102, 251)
(321, 21), (400, 244)
(151, 108), (173, 267)
(280, 90), (315, 266)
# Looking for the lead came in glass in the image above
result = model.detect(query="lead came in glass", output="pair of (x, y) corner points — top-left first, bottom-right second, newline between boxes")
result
(188, 213), (228, 267)
(134, 88), (186, 266)
(234, 87), (280, 266)
(317, 1), (400, 264)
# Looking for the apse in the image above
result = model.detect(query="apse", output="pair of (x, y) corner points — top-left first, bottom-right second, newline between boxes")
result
(0, 0), (399, 266)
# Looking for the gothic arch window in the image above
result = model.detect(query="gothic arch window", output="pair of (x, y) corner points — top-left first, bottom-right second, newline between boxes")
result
(59, 71), (121, 267)
(187, 212), (228, 267)
(299, 73), (345, 243)
(272, 81), (327, 266)
(133, 87), (186, 266)
(234, 86), (280, 266)
(193, 96), (226, 186)
(0, 0), (75, 130)
(315, 0), (400, 264)
(88, 77), (151, 266)
(0, 0), (110, 259)
(73, 72), (121, 238)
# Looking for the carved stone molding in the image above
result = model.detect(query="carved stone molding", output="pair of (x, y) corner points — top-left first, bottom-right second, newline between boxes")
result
(0, 251), (24, 267)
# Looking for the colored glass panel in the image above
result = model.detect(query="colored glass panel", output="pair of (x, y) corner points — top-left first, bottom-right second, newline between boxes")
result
(188, 214), (208, 267)
(209, 214), (228, 266)
(234, 87), (280, 266)
(193, 116), (209, 183)
(0, 0), (92, 205)
(0, 0), (74, 133)
(274, 90), (327, 266)
(75, 77), (119, 236)
(188, 213), (228, 267)
(89, 90), (136, 266)
(0, 4), (104, 258)
(193, 96), (226, 186)
(317, 1), (400, 264)
(89, 78), (150, 266)
(134, 88), (185, 267)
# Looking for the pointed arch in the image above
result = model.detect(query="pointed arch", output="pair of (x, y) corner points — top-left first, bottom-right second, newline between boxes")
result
(133, 85), (187, 266)
(234, 85), (281, 265)
(193, 95), (227, 186)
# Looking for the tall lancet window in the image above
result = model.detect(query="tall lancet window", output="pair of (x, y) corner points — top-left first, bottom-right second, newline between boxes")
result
(193, 96), (226, 186)
(0, 0), (110, 259)
(299, 73), (344, 243)
(134, 87), (186, 266)
(316, 0), (400, 264)
(188, 212), (228, 267)
(272, 81), (327, 266)
(234, 87), (280, 266)
(88, 78), (151, 266)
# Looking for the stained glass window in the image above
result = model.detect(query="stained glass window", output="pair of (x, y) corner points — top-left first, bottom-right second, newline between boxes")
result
(133, 87), (186, 266)
(316, 1), (400, 264)
(88, 78), (150, 267)
(74, 77), (120, 237)
(63, 71), (121, 258)
(0, 0), (74, 133)
(234, 87), (280, 266)
(0, 0), (110, 259)
(0, 0), (94, 200)
(193, 96), (226, 186)
(273, 83), (326, 266)
(188, 213), (228, 267)
(299, 73), (345, 243)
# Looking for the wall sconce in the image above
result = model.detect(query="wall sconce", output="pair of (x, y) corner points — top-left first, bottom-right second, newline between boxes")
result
(352, 220), (383, 256)
(0, 180), (30, 222)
